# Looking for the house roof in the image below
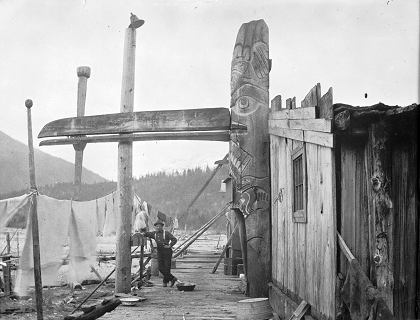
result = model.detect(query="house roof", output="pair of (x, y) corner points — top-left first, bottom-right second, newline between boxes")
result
(332, 102), (419, 136)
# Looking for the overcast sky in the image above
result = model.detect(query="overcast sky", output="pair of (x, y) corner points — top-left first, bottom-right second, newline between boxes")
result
(0, 0), (418, 181)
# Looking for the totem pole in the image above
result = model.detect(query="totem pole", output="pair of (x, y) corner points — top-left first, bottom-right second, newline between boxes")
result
(229, 20), (271, 297)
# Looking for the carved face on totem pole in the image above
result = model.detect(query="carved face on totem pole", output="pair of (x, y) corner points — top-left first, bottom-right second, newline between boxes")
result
(230, 22), (270, 116)
(229, 20), (270, 217)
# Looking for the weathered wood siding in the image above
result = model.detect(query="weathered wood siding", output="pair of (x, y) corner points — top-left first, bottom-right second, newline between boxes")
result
(337, 109), (419, 319)
(339, 141), (371, 278)
(391, 135), (418, 319)
(271, 136), (336, 319)
(269, 84), (336, 320)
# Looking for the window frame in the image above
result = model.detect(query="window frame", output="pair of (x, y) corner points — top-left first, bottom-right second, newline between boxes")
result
(291, 144), (307, 223)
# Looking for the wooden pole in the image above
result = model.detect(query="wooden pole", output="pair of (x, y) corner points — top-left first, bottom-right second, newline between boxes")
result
(173, 209), (226, 259)
(336, 231), (355, 262)
(73, 66), (91, 200)
(116, 14), (143, 293)
(6, 233), (10, 254)
(211, 224), (238, 274)
(3, 263), (11, 296)
(178, 154), (228, 222)
(26, 99), (43, 319)
(70, 245), (140, 315)
(139, 239), (144, 279)
(174, 207), (226, 252)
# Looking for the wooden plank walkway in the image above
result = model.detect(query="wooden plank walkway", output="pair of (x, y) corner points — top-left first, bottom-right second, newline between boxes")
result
(102, 235), (245, 320)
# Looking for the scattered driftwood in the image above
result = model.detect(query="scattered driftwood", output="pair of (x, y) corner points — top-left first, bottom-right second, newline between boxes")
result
(64, 297), (121, 320)
(97, 253), (150, 262)
(1, 306), (35, 315)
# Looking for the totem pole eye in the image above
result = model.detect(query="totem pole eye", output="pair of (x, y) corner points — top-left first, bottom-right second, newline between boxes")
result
(239, 97), (249, 109)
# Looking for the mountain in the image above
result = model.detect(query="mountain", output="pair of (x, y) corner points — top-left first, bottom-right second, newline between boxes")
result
(0, 131), (107, 194)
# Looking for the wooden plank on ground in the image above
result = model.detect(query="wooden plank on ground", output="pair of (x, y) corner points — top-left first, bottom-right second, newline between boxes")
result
(64, 298), (121, 320)
(38, 107), (231, 138)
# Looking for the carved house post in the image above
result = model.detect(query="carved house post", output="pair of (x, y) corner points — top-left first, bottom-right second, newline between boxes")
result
(229, 20), (271, 297)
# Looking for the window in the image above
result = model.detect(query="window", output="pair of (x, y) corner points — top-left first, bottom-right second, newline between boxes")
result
(292, 145), (307, 223)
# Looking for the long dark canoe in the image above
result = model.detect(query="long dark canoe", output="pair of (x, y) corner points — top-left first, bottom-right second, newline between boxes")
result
(38, 108), (231, 138)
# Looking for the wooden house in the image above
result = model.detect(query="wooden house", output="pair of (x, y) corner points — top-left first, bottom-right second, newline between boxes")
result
(268, 83), (419, 320)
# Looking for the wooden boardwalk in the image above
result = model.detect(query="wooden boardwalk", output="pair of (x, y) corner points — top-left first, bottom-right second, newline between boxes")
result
(102, 235), (245, 320)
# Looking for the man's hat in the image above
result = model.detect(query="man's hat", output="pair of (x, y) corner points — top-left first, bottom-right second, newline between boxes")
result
(154, 219), (165, 226)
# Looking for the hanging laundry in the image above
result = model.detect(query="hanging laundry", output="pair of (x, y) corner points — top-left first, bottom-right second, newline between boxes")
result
(133, 210), (149, 233)
(143, 201), (153, 229)
(102, 192), (117, 236)
(0, 194), (30, 230)
(68, 199), (97, 286)
(15, 195), (72, 296)
(96, 197), (106, 236)
(147, 204), (160, 230)
(142, 201), (148, 214)
(133, 195), (142, 223)
(112, 192), (118, 230)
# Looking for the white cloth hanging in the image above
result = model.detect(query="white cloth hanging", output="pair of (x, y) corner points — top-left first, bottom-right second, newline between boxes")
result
(96, 197), (106, 236)
(14, 195), (72, 296)
(102, 192), (117, 236)
(68, 199), (97, 285)
(0, 194), (30, 230)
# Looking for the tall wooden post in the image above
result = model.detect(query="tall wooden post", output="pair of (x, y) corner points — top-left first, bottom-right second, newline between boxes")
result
(115, 14), (144, 293)
(6, 233), (10, 254)
(25, 99), (43, 319)
(73, 66), (91, 200)
(229, 20), (271, 297)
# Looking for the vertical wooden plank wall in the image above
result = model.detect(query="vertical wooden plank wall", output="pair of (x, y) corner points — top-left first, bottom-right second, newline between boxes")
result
(270, 137), (336, 318)
(338, 109), (419, 318)
(268, 84), (336, 320)
(270, 134), (280, 287)
(339, 142), (370, 277)
(391, 130), (418, 319)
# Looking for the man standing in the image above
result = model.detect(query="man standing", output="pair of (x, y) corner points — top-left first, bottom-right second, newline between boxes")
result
(141, 220), (178, 287)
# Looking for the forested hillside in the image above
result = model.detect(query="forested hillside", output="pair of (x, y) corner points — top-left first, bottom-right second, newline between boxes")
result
(0, 130), (106, 194)
(1, 166), (231, 231)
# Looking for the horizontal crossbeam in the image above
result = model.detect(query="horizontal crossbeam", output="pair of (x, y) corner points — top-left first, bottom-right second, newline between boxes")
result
(39, 130), (232, 146)
(38, 108), (233, 138)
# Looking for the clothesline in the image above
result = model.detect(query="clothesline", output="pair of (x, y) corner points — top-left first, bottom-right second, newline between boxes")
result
(0, 188), (172, 232)
(0, 190), (174, 296)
